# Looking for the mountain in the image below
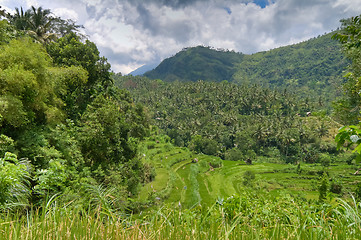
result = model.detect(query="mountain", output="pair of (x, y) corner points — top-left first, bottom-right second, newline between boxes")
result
(232, 33), (348, 103)
(145, 33), (347, 84)
(144, 33), (349, 107)
(144, 46), (244, 82)
(129, 62), (159, 76)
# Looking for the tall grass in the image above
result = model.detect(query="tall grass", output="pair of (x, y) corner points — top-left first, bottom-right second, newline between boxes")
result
(1, 193), (361, 239)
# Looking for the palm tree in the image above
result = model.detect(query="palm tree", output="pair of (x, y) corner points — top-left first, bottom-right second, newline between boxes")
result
(7, 6), (82, 44)
(0, 6), (7, 18)
(8, 7), (30, 31)
(26, 6), (57, 43)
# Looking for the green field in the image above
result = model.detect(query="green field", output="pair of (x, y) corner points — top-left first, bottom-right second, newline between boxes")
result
(137, 136), (361, 208)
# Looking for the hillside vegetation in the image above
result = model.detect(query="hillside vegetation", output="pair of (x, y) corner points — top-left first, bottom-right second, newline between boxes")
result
(115, 75), (340, 165)
(232, 33), (348, 105)
(145, 33), (348, 108)
(145, 46), (243, 82)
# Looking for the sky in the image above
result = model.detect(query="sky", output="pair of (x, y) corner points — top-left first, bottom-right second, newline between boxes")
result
(1, 0), (361, 74)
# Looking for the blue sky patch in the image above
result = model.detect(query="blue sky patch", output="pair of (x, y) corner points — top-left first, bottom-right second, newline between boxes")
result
(224, 7), (232, 15)
(253, 0), (275, 8)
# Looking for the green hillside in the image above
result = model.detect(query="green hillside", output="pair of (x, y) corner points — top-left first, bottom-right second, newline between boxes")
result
(145, 33), (348, 108)
(232, 33), (348, 105)
(145, 46), (244, 82)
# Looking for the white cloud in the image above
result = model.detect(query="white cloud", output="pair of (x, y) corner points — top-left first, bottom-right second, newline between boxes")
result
(79, 0), (361, 73)
(27, 0), (39, 7)
(333, 0), (361, 13)
(2, 0), (361, 74)
(112, 62), (144, 75)
(53, 8), (78, 21)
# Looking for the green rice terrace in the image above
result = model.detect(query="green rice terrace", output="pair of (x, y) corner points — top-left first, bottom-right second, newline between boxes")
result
(137, 134), (361, 209)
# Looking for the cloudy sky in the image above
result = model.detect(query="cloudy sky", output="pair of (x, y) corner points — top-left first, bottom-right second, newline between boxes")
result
(1, 0), (361, 74)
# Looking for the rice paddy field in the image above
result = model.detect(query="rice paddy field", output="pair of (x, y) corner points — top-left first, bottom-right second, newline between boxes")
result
(137, 136), (361, 209)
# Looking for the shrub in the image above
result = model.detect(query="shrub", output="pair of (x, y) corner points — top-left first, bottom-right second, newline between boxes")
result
(329, 178), (342, 195)
(142, 163), (156, 183)
(0, 134), (14, 156)
(189, 135), (219, 156)
(209, 158), (223, 168)
(0, 152), (31, 208)
(319, 173), (329, 202)
(242, 150), (256, 165)
(355, 182), (361, 201)
(264, 147), (281, 158)
(243, 170), (256, 187)
(319, 141), (338, 154)
(346, 153), (358, 165)
(147, 142), (156, 149)
(34, 159), (68, 196)
(319, 153), (331, 168)
(224, 148), (242, 161)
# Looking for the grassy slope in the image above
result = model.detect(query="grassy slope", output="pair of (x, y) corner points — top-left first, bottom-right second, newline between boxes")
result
(138, 135), (361, 208)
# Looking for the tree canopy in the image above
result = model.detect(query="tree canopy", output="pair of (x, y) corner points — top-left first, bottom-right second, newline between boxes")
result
(5, 6), (82, 44)
(0, 5), (150, 209)
(334, 15), (361, 161)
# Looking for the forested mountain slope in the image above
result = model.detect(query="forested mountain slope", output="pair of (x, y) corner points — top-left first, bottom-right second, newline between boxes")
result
(145, 46), (244, 82)
(232, 33), (348, 105)
(144, 33), (348, 107)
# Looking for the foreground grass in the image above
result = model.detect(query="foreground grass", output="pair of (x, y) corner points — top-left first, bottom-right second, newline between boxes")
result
(3, 136), (360, 239)
(1, 193), (361, 240)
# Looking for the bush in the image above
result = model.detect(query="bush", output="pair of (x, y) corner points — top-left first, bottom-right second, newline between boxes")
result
(209, 158), (223, 168)
(242, 150), (256, 165)
(355, 182), (361, 201)
(319, 153), (331, 167)
(224, 148), (242, 161)
(243, 170), (256, 187)
(0, 152), (31, 207)
(35, 159), (68, 195)
(0, 134), (14, 156)
(346, 153), (358, 165)
(142, 163), (156, 183)
(319, 173), (329, 202)
(189, 135), (219, 156)
(147, 142), (156, 149)
(329, 178), (342, 195)
(264, 147), (281, 158)
(319, 141), (338, 154)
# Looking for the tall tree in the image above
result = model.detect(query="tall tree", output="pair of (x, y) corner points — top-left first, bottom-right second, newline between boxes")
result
(46, 33), (112, 118)
(334, 15), (361, 161)
(6, 6), (82, 44)
(333, 15), (361, 124)
(0, 37), (63, 132)
(8, 7), (30, 31)
(26, 6), (56, 43)
(0, 6), (6, 18)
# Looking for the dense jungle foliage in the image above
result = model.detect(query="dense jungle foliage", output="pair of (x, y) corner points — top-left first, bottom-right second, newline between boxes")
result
(0, 7), (150, 211)
(2, 5), (361, 239)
